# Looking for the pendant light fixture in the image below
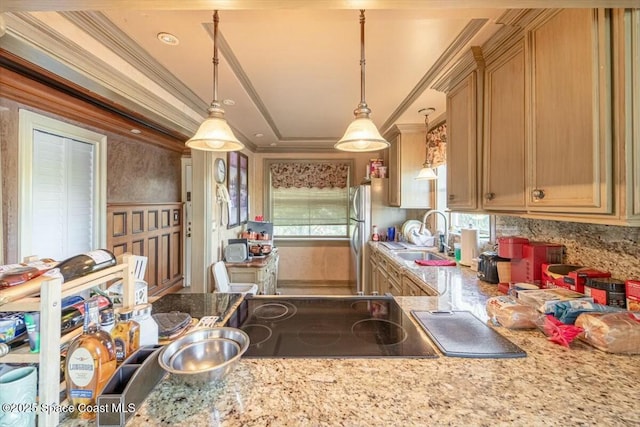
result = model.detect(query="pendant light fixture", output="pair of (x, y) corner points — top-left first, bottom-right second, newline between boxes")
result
(186, 11), (244, 152)
(335, 10), (389, 152)
(415, 107), (438, 180)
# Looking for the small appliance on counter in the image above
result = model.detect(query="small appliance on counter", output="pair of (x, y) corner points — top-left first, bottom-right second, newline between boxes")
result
(477, 251), (510, 284)
(497, 237), (563, 285)
(224, 239), (248, 263)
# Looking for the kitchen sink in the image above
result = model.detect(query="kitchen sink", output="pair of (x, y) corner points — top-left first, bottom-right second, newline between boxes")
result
(393, 251), (446, 261)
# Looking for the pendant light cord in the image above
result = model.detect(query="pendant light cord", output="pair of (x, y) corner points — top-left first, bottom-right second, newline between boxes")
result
(424, 112), (430, 164)
(212, 11), (220, 105)
(359, 10), (366, 106)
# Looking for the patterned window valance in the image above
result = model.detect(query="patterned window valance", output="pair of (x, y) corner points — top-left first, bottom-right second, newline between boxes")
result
(270, 162), (350, 189)
(428, 122), (447, 168)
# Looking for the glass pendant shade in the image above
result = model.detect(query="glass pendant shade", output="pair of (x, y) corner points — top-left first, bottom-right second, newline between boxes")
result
(415, 164), (438, 180)
(335, 115), (389, 152)
(186, 104), (244, 152)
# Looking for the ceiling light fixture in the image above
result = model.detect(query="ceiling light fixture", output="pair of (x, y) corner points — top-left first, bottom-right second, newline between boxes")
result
(157, 32), (179, 45)
(186, 11), (244, 152)
(335, 10), (389, 152)
(415, 107), (438, 180)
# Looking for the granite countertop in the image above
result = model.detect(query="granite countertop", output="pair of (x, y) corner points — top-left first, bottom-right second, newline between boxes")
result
(62, 244), (640, 426)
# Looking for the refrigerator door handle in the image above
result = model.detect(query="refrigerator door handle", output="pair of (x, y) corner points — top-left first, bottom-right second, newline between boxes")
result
(352, 224), (360, 256)
(351, 185), (361, 220)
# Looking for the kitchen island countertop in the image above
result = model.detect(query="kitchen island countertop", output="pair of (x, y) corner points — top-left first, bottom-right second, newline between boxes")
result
(62, 244), (639, 426)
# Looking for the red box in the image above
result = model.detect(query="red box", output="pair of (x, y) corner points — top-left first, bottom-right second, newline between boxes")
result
(497, 237), (529, 259)
(564, 268), (611, 294)
(541, 263), (583, 290)
(626, 279), (640, 311)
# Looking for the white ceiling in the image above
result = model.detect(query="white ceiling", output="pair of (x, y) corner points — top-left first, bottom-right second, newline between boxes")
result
(2, 1), (637, 152)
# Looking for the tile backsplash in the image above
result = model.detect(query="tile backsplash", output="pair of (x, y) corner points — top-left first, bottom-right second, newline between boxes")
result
(495, 216), (640, 281)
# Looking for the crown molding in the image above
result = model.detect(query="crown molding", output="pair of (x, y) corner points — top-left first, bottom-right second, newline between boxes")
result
(380, 18), (488, 135)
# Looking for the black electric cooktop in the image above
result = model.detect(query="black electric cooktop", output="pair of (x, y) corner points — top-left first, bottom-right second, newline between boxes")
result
(227, 295), (437, 358)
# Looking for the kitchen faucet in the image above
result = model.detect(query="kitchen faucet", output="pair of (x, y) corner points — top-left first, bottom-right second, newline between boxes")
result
(420, 209), (450, 253)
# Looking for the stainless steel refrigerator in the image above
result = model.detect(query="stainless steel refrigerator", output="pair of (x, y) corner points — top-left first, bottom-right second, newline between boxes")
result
(350, 179), (408, 294)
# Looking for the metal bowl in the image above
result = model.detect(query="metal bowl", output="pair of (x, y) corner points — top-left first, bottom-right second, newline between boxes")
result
(158, 327), (250, 385)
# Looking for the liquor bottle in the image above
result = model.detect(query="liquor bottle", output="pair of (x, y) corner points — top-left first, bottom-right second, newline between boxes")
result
(65, 298), (117, 419)
(60, 295), (112, 335)
(56, 249), (117, 282)
(111, 308), (140, 364)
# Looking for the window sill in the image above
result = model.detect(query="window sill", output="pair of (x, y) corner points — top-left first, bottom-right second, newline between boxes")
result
(274, 237), (350, 247)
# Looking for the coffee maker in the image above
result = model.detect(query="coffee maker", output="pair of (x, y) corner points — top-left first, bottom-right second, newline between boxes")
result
(497, 237), (563, 285)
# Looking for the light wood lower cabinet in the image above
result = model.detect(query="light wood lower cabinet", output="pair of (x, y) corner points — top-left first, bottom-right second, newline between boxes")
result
(402, 275), (437, 296)
(386, 261), (402, 296)
(369, 248), (437, 296)
(226, 252), (279, 295)
(373, 255), (388, 295)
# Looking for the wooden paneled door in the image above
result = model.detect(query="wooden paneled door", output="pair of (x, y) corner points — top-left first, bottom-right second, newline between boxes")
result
(107, 203), (183, 296)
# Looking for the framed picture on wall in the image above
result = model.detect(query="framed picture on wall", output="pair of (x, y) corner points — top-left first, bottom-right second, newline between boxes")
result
(227, 151), (239, 228)
(239, 153), (249, 224)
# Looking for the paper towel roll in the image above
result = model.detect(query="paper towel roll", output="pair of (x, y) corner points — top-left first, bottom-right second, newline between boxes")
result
(460, 228), (478, 266)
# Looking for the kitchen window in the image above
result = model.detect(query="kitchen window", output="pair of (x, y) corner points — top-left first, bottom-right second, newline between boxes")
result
(434, 163), (491, 240)
(18, 110), (107, 260)
(266, 160), (352, 238)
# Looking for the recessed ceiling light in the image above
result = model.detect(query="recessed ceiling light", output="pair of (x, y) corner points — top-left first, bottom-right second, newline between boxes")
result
(254, 133), (264, 138)
(222, 99), (235, 106)
(157, 32), (179, 45)
(130, 129), (142, 134)
(270, 142), (277, 146)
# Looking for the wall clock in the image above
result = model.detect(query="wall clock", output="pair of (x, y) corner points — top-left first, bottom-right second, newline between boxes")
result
(214, 158), (226, 183)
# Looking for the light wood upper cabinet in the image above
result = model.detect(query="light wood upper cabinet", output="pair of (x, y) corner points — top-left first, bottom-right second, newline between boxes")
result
(526, 9), (612, 214)
(386, 124), (432, 208)
(622, 9), (640, 222)
(483, 40), (526, 211)
(446, 72), (478, 211)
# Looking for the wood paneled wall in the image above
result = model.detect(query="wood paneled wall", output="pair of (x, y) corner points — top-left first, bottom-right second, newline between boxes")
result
(107, 203), (183, 296)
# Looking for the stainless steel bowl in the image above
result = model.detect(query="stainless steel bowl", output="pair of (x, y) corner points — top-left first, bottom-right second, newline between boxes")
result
(158, 327), (250, 385)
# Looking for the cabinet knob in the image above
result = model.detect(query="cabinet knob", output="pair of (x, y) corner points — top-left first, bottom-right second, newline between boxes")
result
(532, 189), (545, 200)
(448, 194), (455, 201)
(485, 192), (495, 201)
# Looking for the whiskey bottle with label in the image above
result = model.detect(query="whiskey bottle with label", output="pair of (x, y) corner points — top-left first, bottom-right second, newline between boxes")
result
(65, 298), (117, 419)
(111, 308), (140, 364)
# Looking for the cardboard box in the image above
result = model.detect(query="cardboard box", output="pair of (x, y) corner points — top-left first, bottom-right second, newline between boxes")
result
(565, 268), (611, 294)
(541, 263), (582, 290)
(626, 280), (640, 312)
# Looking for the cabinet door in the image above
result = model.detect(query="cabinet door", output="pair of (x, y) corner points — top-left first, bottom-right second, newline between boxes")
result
(387, 125), (431, 208)
(374, 257), (388, 295)
(447, 73), (478, 210)
(483, 41), (527, 211)
(368, 251), (378, 295)
(388, 132), (401, 207)
(527, 9), (612, 213)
